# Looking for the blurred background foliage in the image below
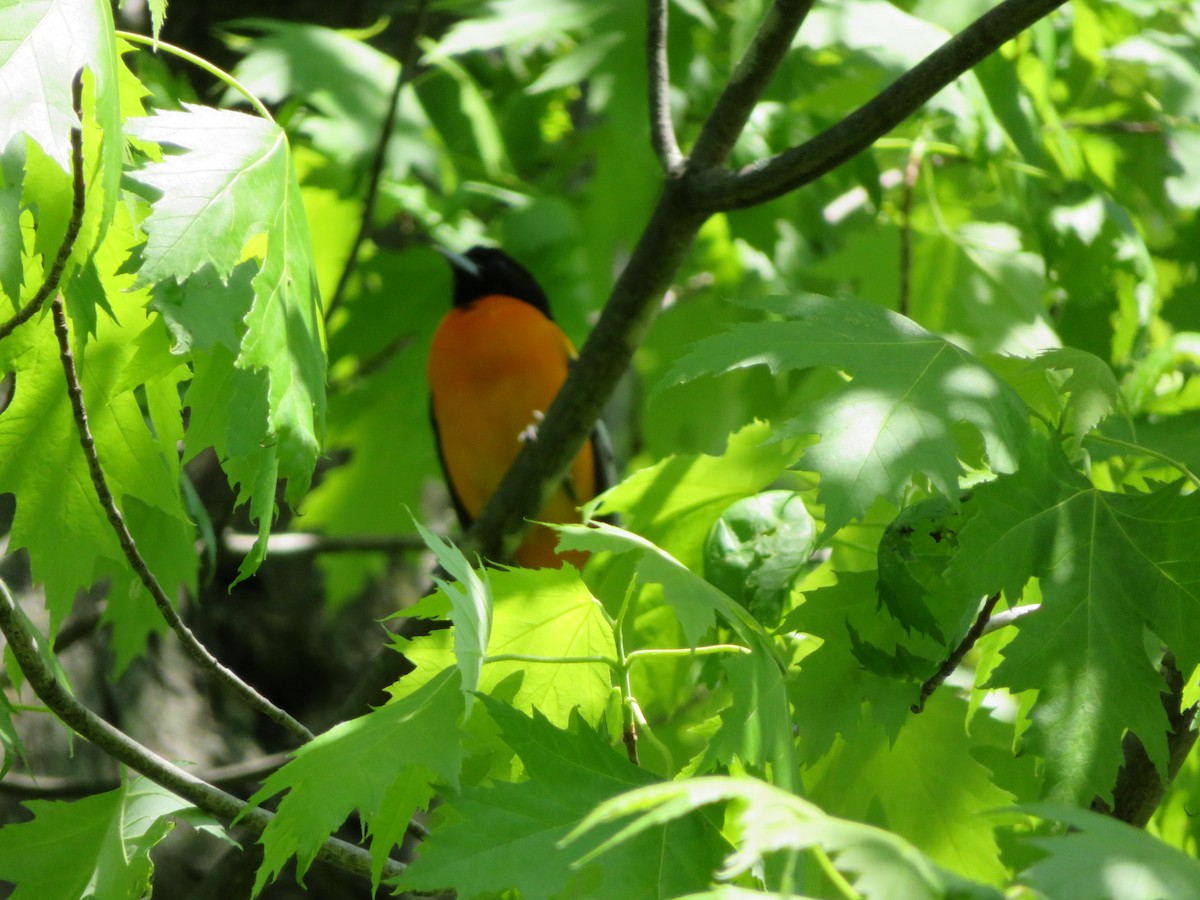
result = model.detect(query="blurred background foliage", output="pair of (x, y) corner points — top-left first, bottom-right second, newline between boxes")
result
(2, 0), (1199, 894)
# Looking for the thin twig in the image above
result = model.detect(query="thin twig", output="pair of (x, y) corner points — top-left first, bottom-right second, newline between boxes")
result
(898, 142), (923, 318)
(50, 297), (313, 742)
(688, 0), (1071, 210)
(687, 0), (817, 167)
(646, 0), (682, 172)
(0, 578), (401, 883)
(0, 72), (86, 344)
(223, 529), (426, 557)
(912, 592), (1001, 713)
(324, 0), (432, 322)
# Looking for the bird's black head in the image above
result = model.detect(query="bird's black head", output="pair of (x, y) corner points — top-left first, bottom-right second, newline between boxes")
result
(443, 245), (553, 319)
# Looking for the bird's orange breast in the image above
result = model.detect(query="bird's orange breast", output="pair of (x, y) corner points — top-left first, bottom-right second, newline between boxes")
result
(427, 294), (596, 568)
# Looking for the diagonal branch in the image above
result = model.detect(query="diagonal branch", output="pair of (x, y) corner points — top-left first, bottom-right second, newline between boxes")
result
(911, 592), (1001, 713)
(687, 0), (1070, 211)
(0, 578), (400, 883)
(1093, 652), (1199, 827)
(687, 0), (816, 167)
(324, 0), (432, 322)
(50, 297), (313, 743)
(646, 0), (682, 171)
(0, 71), (86, 344)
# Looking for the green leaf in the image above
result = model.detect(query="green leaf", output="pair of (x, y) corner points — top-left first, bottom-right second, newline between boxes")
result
(147, 0), (166, 41)
(662, 295), (1031, 535)
(0, 0), (122, 242)
(877, 492), (979, 644)
(0, 317), (116, 625)
(430, 0), (601, 58)
(805, 695), (1016, 885)
(303, 247), (445, 602)
(947, 435), (1200, 803)
(1020, 804), (1200, 900)
(0, 776), (202, 900)
(412, 520), (491, 714)
(705, 490), (816, 628)
(0, 139), (23, 304)
(0, 237), (192, 635)
(127, 106), (290, 285)
(130, 105), (326, 577)
(248, 667), (464, 894)
(567, 775), (1002, 900)
(528, 33), (625, 94)
(390, 566), (615, 729)
(594, 420), (805, 570)
(399, 698), (726, 899)
(149, 261), (257, 355)
(783, 571), (926, 762)
(0, 690), (28, 777)
(911, 223), (1057, 358)
(1028, 347), (1123, 444)
(558, 523), (795, 785)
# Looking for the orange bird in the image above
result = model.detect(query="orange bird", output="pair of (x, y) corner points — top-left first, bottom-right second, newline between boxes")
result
(427, 246), (613, 568)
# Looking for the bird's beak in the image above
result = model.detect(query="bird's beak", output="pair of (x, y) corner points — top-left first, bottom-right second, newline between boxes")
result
(436, 246), (481, 277)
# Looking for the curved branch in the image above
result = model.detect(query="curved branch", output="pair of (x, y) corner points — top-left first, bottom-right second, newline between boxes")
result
(688, 0), (1070, 211)
(687, 0), (816, 167)
(324, 0), (432, 322)
(50, 297), (313, 743)
(0, 579), (400, 883)
(0, 72), (86, 344)
(646, 0), (682, 171)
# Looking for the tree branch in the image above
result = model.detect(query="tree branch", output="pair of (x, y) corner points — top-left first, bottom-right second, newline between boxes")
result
(912, 592), (1001, 713)
(687, 0), (816, 167)
(324, 0), (432, 322)
(646, 0), (682, 172)
(687, 0), (1070, 211)
(50, 297), (313, 743)
(0, 578), (401, 883)
(0, 71), (86, 344)
(1092, 652), (1199, 827)
(464, 187), (708, 563)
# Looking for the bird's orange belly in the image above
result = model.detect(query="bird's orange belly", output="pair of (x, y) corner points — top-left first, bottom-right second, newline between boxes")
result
(428, 297), (595, 568)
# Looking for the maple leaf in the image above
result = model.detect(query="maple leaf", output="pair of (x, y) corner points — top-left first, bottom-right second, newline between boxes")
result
(662, 295), (1031, 535)
(947, 435), (1200, 803)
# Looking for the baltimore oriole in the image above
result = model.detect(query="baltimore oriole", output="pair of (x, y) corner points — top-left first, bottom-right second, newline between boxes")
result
(427, 246), (613, 568)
